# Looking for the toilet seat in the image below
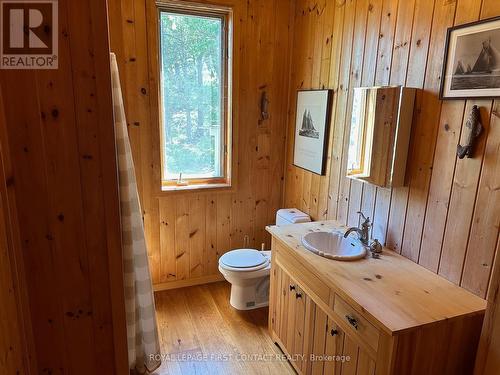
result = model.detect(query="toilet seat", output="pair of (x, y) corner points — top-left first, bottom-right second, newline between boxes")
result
(219, 249), (270, 272)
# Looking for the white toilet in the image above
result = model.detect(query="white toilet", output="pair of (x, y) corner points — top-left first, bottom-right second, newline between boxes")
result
(219, 208), (311, 310)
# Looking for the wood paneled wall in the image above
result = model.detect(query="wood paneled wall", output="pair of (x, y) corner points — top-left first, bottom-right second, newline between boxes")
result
(109, 0), (294, 287)
(0, 0), (128, 373)
(475, 238), (500, 374)
(0, 91), (33, 375)
(284, 0), (500, 300)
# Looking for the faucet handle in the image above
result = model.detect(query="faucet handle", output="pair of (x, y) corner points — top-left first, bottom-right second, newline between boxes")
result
(369, 239), (383, 254)
(357, 211), (370, 226)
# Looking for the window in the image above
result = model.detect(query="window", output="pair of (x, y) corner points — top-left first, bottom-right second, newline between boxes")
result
(158, 4), (231, 189)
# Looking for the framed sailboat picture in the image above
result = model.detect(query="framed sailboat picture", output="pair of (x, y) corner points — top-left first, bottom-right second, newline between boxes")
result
(441, 16), (500, 99)
(293, 90), (332, 175)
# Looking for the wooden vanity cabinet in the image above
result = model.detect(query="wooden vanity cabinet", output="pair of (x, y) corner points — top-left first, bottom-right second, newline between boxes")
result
(268, 231), (485, 375)
(271, 260), (375, 375)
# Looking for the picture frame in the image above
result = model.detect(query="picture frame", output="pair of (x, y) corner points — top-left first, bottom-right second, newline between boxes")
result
(440, 16), (500, 99)
(293, 89), (332, 175)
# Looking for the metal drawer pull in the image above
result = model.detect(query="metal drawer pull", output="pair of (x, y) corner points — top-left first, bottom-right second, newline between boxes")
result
(295, 292), (302, 299)
(330, 329), (338, 336)
(345, 315), (359, 330)
(289, 284), (295, 291)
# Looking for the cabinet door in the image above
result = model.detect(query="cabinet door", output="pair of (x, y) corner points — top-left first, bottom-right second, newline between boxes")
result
(269, 258), (278, 335)
(323, 317), (345, 375)
(340, 333), (376, 375)
(272, 264), (315, 374)
(309, 307), (329, 375)
(290, 284), (316, 373)
(270, 260), (287, 337)
(271, 263), (294, 352)
(286, 278), (309, 372)
(278, 265), (291, 345)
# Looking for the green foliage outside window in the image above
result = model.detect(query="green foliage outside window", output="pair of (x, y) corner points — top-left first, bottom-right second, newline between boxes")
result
(159, 11), (223, 179)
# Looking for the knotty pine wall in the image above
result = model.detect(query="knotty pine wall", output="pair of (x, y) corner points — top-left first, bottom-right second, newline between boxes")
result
(0, 91), (31, 375)
(284, 0), (500, 299)
(475, 241), (500, 374)
(109, 0), (294, 287)
(0, 0), (128, 373)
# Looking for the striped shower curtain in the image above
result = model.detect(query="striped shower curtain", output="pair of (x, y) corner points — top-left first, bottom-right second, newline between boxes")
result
(110, 53), (161, 374)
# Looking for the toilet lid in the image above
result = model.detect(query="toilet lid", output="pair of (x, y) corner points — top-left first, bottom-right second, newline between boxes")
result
(220, 249), (268, 269)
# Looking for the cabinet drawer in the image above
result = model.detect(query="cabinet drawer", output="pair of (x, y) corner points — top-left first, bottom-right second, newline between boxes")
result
(332, 294), (380, 354)
(275, 242), (330, 307)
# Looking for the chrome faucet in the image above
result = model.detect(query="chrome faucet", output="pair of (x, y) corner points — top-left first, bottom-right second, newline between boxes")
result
(344, 212), (371, 245)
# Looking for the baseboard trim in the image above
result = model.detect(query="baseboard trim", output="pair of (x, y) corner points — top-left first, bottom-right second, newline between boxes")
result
(153, 274), (225, 292)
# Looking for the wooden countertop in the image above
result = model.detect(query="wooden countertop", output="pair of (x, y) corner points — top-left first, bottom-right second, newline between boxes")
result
(266, 220), (487, 335)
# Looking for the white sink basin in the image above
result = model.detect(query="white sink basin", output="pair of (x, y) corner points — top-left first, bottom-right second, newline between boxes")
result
(301, 231), (367, 261)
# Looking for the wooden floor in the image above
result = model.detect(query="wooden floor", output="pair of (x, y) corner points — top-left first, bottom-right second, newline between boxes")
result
(153, 281), (295, 375)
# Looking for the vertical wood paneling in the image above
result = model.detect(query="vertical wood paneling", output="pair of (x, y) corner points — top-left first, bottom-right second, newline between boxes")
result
(317, 1), (336, 220)
(475, 237), (500, 375)
(326, 2), (349, 220)
(284, 0), (500, 300)
(382, 0), (418, 252)
(343, 0), (369, 228)
(175, 199), (190, 281)
(461, 0), (500, 298)
(418, 100), (464, 271)
(333, 0), (357, 224)
(0, 0), (127, 372)
(439, 101), (492, 284)
(0, 93), (31, 374)
(189, 195), (206, 278)
(160, 197), (177, 282)
(461, 102), (500, 296)
(386, 0), (435, 253)
(205, 195), (218, 275)
(472, 2), (500, 369)
(359, 0), (383, 229)
(371, 0), (400, 244)
(401, 0), (457, 262)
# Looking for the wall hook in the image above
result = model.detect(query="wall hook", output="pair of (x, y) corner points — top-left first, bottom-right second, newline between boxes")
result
(457, 105), (483, 159)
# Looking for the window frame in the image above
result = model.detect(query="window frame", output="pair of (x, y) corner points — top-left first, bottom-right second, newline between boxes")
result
(156, 2), (233, 191)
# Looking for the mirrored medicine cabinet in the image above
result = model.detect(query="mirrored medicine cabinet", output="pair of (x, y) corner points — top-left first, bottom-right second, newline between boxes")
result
(347, 86), (416, 188)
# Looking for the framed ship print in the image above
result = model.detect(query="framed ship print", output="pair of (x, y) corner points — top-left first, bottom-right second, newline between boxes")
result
(441, 16), (500, 99)
(293, 89), (332, 175)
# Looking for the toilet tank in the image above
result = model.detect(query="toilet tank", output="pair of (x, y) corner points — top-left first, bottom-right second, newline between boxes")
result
(275, 208), (311, 226)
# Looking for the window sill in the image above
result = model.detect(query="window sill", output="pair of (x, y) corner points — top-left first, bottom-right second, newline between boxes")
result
(161, 182), (232, 192)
